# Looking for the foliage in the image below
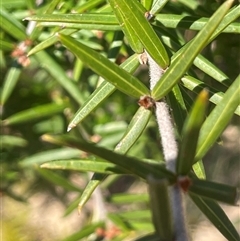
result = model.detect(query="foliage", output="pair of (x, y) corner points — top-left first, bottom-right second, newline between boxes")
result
(1, 0), (240, 240)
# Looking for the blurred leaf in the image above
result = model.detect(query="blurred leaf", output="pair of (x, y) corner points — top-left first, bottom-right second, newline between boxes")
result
(190, 194), (240, 241)
(0, 7), (26, 40)
(109, 193), (149, 204)
(177, 89), (208, 175)
(150, 0), (169, 15)
(37, 168), (81, 192)
(192, 161), (206, 179)
(195, 75), (240, 162)
(28, 28), (77, 56)
(41, 159), (125, 174)
(189, 179), (237, 205)
(59, 34), (150, 98)
(20, 147), (82, 166)
(61, 222), (104, 241)
(34, 50), (85, 105)
(152, 0), (234, 100)
(148, 177), (173, 240)
(1, 135), (28, 148)
(2, 102), (68, 126)
(1, 65), (21, 106)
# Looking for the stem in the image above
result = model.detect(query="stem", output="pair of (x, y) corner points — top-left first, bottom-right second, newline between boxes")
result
(146, 51), (190, 240)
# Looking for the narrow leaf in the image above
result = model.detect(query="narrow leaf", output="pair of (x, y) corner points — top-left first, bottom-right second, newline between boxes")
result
(110, 0), (169, 68)
(177, 89), (208, 175)
(195, 75), (240, 162)
(152, 0), (234, 100)
(34, 51), (85, 105)
(37, 169), (81, 192)
(1, 65), (21, 105)
(20, 148), (82, 166)
(41, 134), (175, 181)
(41, 159), (126, 174)
(59, 34), (150, 98)
(148, 176), (173, 240)
(0, 8), (26, 40)
(67, 54), (140, 131)
(190, 194), (240, 241)
(2, 102), (68, 126)
(189, 179), (238, 205)
(77, 106), (152, 210)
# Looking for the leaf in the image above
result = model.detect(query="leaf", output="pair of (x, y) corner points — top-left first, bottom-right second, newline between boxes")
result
(59, 34), (150, 98)
(37, 169), (81, 192)
(189, 179), (237, 205)
(41, 159), (126, 174)
(1, 65), (21, 106)
(77, 106), (152, 211)
(34, 51), (85, 105)
(20, 147), (82, 166)
(67, 54), (140, 131)
(190, 194), (240, 241)
(62, 222), (104, 241)
(148, 177), (173, 240)
(28, 28), (77, 56)
(195, 75), (240, 162)
(2, 102), (68, 126)
(109, 0), (169, 68)
(41, 134), (175, 181)
(108, 0), (143, 53)
(152, 0), (234, 100)
(1, 135), (28, 148)
(150, 0), (169, 15)
(0, 7), (26, 40)
(181, 76), (240, 116)
(154, 13), (240, 33)
(176, 89), (208, 175)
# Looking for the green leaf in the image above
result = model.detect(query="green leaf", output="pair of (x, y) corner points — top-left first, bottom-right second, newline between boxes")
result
(189, 179), (237, 205)
(34, 50), (85, 105)
(141, 0), (154, 11)
(109, 0), (169, 68)
(190, 194), (240, 241)
(177, 89), (208, 175)
(181, 76), (240, 116)
(192, 161), (206, 179)
(195, 75), (240, 162)
(2, 102), (68, 126)
(62, 222), (104, 241)
(77, 106), (152, 210)
(59, 34), (149, 98)
(25, 13), (118, 25)
(41, 134), (175, 181)
(20, 147), (82, 166)
(109, 193), (149, 204)
(108, 0), (143, 53)
(67, 54), (140, 131)
(150, 0), (169, 15)
(1, 65), (21, 106)
(41, 159), (126, 174)
(28, 28), (77, 56)
(37, 169), (81, 192)
(152, 0), (234, 100)
(0, 7), (26, 40)
(1, 135), (28, 148)
(148, 177), (173, 240)
(154, 13), (240, 33)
